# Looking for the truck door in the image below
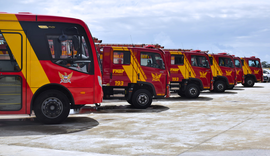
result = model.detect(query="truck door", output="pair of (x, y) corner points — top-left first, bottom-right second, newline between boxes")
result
(139, 51), (167, 96)
(190, 54), (211, 89)
(219, 57), (235, 85)
(169, 53), (184, 82)
(234, 58), (243, 83)
(110, 49), (131, 86)
(0, 31), (27, 114)
(248, 59), (262, 81)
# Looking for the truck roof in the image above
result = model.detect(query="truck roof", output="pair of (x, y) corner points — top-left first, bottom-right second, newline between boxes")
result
(0, 12), (85, 25)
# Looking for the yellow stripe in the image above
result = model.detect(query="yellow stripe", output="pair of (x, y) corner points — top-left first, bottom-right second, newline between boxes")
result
(123, 49), (146, 82)
(210, 56), (223, 76)
(241, 58), (252, 75)
(112, 47), (147, 83)
(169, 51), (195, 79)
(178, 53), (196, 79)
(0, 14), (50, 94)
(170, 51), (182, 55)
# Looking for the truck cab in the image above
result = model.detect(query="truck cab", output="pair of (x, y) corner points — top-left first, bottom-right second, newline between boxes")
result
(164, 49), (213, 98)
(99, 46), (170, 108)
(241, 56), (263, 87)
(208, 53), (236, 92)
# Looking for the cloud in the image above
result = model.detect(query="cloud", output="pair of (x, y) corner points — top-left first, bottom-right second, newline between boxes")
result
(2, 0), (270, 61)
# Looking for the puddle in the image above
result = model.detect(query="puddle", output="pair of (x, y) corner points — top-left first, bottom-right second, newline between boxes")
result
(0, 117), (99, 136)
(74, 105), (169, 114)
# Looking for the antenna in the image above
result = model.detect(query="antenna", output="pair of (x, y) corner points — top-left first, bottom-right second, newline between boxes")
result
(130, 35), (133, 45)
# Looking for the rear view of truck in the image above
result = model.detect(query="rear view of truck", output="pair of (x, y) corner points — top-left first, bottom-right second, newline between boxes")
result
(99, 46), (170, 109)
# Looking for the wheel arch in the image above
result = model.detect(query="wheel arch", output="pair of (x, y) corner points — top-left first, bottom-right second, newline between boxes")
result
(31, 83), (74, 112)
(136, 81), (156, 97)
(214, 76), (229, 87)
(188, 78), (204, 91)
(245, 74), (257, 82)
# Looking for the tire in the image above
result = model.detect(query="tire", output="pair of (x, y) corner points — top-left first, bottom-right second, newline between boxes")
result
(214, 80), (226, 93)
(131, 89), (152, 109)
(34, 90), (70, 124)
(244, 77), (254, 87)
(184, 84), (200, 98)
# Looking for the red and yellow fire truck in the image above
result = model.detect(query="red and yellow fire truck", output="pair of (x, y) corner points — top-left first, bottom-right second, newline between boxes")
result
(164, 49), (213, 98)
(208, 53), (237, 92)
(0, 12), (103, 124)
(98, 45), (170, 109)
(241, 56), (263, 87)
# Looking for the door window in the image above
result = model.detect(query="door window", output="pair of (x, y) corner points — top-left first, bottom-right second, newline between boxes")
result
(47, 33), (93, 74)
(219, 57), (234, 68)
(191, 55), (209, 68)
(171, 55), (184, 65)
(0, 33), (21, 72)
(248, 60), (260, 68)
(141, 52), (165, 69)
(234, 59), (241, 68)
(113, 51), (130, 64)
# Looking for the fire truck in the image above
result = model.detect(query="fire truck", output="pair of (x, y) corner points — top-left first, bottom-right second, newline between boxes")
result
(241, 56), (263, 87)
(98, 45), (170, 109)
(208, 53), (237, 92)
(232, 55), (244, 85)
(164, 49), (213, 98)
(0, 12), (103, 124)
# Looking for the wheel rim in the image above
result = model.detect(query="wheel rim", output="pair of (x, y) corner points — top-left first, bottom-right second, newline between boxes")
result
(137, 93), (149, 106)
(217, 83), (224, 91)
(247, 80), (253, 85)
(189, 87), (197, 96)
(41, 97), (63, 119)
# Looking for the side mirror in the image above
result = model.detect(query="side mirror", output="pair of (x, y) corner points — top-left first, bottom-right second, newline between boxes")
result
(59, 34), (68, 41)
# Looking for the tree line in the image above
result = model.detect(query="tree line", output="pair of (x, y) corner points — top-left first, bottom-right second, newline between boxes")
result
(262, 61), (270, 68)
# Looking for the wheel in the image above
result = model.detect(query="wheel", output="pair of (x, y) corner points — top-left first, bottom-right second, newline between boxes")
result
(214, 80), (225, 93)
(184, 84), (200, 98)
(131, 89), (152, 109)
(244, 77), (254, 87)
(34, 90), (70, 124)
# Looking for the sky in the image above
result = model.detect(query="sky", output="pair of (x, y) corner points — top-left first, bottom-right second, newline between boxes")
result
(2, 0), (270, 62)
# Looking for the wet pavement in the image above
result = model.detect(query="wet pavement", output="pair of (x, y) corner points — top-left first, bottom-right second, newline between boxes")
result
(0, 83), (270, 155)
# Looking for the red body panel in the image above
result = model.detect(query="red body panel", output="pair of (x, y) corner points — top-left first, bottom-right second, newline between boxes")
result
(40, 61), (95, 104)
